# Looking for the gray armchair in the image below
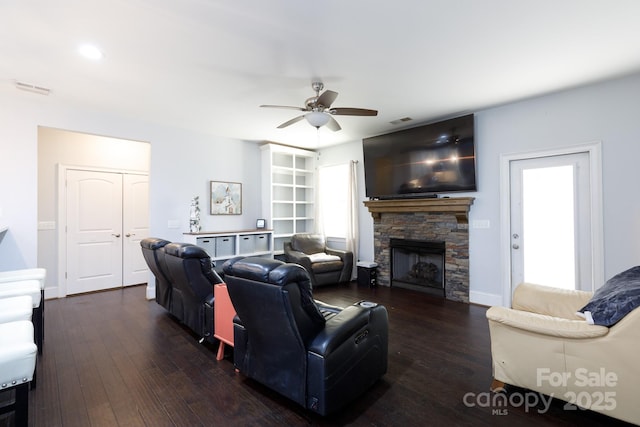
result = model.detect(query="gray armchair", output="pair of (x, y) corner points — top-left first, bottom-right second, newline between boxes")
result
(283, 233), (353, 287)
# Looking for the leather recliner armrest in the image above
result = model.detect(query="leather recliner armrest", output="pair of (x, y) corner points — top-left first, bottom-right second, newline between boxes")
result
(308, 305), (375, 356)
(326, 248), (354, 282)
(315, 300), (344, 315)
(232, 318), (249, 371)
(284, 249), (310, 262)
(284, 248), (314, 272)
(325, 247), (348, 260)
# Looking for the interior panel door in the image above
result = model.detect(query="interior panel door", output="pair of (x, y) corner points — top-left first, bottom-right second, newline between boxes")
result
(66, 170), (123, 295)
(123, 173), (150, 286)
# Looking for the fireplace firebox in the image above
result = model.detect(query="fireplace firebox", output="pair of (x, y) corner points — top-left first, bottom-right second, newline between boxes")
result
(390, 238), (445, 297)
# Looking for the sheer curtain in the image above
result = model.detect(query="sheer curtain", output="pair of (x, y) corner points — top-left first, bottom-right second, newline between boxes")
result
(346, 160), (359, 280)
(314, 174), (325, 237)
(316, 160), (359, 279)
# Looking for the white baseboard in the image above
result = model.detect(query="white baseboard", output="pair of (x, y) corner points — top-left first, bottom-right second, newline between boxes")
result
(145, 283), (155, 300)
(44, 286), (56, 300)
(469, 290), (503, 307)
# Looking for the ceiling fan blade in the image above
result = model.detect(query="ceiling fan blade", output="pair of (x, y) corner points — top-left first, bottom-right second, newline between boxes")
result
(261, 104), (306, 112)
(330, 107), (378, 116)
(277, 115), (305, 129)
(325, 116), (342, 132)
(316, 90), (338, 108)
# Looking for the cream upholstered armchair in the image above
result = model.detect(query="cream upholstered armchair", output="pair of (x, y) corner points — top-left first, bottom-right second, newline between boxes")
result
(486, 268), (640, 425)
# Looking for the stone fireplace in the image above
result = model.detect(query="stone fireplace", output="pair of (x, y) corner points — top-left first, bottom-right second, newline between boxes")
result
(364, 197), (474, 303)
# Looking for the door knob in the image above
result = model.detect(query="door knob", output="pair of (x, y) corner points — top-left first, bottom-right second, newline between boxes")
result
(112, 233), (121, 238)
(126, 233), (135, 237)
(512, 244), (520, 249)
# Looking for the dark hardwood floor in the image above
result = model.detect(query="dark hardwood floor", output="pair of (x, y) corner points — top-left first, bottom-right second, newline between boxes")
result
(6, 283), (634, 426)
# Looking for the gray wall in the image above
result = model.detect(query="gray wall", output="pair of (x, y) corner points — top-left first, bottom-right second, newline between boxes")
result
(2, 71), (639, 304)
(317, 72), (640, 305)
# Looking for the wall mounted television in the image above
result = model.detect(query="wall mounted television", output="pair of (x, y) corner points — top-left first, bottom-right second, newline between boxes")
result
(363, 114), (476, 199)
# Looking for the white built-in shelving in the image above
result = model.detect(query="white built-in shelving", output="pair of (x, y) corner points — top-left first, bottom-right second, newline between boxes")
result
(261, 143), (316, 256)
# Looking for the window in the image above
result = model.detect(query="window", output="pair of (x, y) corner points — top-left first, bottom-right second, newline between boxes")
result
(318, 163), (349, 238)
(522, 164), (576, 289)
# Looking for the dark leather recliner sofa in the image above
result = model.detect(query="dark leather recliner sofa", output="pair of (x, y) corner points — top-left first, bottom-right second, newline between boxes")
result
(140, 237), (173, 311)
(222, 256), (388, 416)
(162, 242), (223, 344)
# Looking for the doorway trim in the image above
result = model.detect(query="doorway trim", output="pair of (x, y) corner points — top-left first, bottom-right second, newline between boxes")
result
(56, 163), (148, 298)
(499, 141), (604, 307)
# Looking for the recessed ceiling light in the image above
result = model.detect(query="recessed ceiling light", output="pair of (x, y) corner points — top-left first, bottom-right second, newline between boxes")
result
(78, 44), (104, 60)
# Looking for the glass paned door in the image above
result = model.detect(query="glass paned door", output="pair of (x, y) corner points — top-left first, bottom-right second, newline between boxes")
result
(509, 152), (591, 292)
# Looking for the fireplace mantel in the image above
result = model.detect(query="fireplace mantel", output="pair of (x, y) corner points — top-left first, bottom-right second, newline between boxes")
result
(364, 197), (475, 223)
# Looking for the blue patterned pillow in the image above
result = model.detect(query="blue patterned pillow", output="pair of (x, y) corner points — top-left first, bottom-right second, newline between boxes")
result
(578, 266), (640, 326)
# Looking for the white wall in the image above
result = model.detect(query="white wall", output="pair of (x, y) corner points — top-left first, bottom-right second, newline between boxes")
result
(0, 89), (262, 298)
(318, 72), (640, 306)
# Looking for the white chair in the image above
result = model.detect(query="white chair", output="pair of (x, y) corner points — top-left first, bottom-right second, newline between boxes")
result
(0, 280), (43, 353)
(486, 282), (640, 425)
(0, 296), (33, 323)
(0, 320), (37, 426)
(0, 268), (46, 346)
(0, 268), (46, 289)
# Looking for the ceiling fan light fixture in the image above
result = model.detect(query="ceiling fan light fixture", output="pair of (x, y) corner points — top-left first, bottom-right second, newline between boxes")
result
(262, 82), (376, 131)
(305, 111), (330, 128)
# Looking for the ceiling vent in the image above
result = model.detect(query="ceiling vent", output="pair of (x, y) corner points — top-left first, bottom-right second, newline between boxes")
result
(390, 117), (412, 125)
(14, 80), (51, 96)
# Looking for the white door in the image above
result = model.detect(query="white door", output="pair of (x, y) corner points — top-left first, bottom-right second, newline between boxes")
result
(509, 152), (592, 293)
(123, 174), (150, 286)
(66, 170), (149, 295)
(66, 170), (124, 294)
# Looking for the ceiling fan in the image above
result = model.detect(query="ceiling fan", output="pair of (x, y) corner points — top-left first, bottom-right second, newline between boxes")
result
(260, 82), (378, 131)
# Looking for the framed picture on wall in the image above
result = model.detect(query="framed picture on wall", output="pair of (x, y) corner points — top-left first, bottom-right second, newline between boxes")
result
(210, 181), (242, 215)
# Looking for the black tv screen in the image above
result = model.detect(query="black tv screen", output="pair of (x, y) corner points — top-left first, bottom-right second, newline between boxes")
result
(363, 114), (476, 199)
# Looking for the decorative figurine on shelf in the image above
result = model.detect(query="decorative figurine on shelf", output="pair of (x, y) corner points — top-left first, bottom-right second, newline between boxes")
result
(189, 196), (201, 233)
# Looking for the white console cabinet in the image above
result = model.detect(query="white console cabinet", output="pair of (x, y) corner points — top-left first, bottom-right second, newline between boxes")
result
(182, 229), (273, 267)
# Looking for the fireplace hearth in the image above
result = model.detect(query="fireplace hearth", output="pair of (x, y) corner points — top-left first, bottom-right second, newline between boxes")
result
(391, 239), (445, 296)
